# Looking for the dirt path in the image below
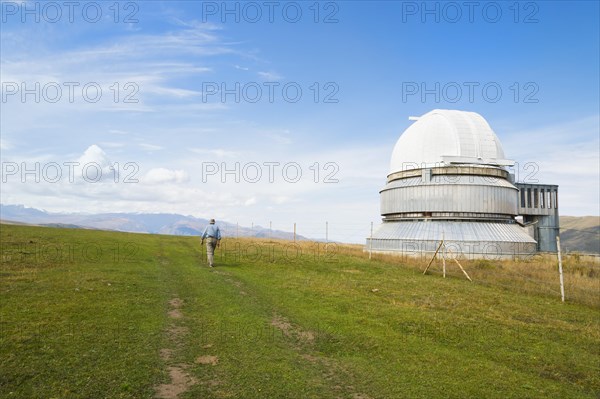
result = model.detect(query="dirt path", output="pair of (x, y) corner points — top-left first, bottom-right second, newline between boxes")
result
(269, 313), (373, 399)
(153, 256), (371, 398)
(154, 296), (197, 399)
(211, 268), (372, 398)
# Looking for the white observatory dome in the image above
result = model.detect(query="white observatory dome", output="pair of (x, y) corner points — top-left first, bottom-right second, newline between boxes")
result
(389, 109), (511, 174)
(368, 109), (558, 259)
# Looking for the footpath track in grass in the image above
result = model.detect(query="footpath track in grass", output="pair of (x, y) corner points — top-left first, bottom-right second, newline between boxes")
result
(1, 224), (599, 398)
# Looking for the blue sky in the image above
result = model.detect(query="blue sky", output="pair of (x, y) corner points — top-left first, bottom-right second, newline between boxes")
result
(1, 1), (598, 241)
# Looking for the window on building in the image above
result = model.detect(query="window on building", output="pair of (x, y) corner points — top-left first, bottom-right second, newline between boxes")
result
(527, 188), (532, 208)
(534, 188), (538, 208)
(540, 189), (545, 208)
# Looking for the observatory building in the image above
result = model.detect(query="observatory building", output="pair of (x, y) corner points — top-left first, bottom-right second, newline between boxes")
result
(367, 109), (559, 259)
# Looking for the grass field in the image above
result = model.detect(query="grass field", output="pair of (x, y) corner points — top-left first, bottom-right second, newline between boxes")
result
(1, 224), (599, 398)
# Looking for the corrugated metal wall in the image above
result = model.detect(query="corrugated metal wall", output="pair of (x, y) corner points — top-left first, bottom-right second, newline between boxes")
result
(381, 176), (518, 216)
(369, 167), (558, 258)
(366, 221), (537, 259)
(515, 183), (560, 252)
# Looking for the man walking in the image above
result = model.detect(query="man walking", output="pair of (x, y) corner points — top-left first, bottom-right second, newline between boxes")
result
(201, 219), (221, 267)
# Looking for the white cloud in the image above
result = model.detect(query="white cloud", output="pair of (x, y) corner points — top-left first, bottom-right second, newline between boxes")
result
(0, 141), (388, 243)
(99, 141), (126, 149)
(499, 114), (600, 216)
(143, 168), (189, 184)
(141, 85), (203, 98)
(261, 130), (293, 145)
(271, 196), (291, 204)
(257, 71), (283, 81)
(108, 129), (130, 135)
(0, 138), (14, 150)
(139, 143), (164, 152)
(77, 144), (111, 168)
(0, 21), (233, 116)
(189, 148), (242, 158)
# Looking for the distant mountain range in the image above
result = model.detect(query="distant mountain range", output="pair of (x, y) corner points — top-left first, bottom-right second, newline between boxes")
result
(559, 216), (600, 254)
(0, 204), (305, 241)
(1, 205), (598, 253)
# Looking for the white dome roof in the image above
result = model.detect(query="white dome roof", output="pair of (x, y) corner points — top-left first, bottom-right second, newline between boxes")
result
(389, 109), (512, 174)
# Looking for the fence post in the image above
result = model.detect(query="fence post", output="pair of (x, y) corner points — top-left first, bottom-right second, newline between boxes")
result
(294, 222), (296, 243)
(557, 236), (565, 302)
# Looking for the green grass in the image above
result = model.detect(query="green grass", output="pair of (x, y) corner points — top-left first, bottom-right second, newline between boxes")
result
(1, 224), (599, 398)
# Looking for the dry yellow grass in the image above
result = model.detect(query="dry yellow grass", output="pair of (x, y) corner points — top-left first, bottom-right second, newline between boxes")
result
(218, 237), (600, 308)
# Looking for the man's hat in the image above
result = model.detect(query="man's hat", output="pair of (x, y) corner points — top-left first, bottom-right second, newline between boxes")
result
(210, 219), (215, 224)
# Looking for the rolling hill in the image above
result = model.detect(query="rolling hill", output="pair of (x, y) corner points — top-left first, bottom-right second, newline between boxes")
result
(560, 216), (600, 254)
(0, 204), (304, 240)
